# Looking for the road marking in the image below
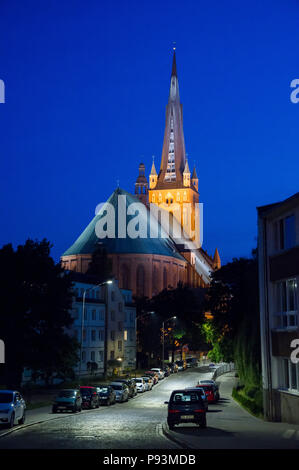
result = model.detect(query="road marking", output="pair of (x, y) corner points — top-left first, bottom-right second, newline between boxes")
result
(282, 429), (296, 439)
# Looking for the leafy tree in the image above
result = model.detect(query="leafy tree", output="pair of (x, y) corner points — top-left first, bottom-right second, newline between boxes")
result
(0, 239), (79, 387)
(86, 244), (113, 281)
(202, 252), (261, 394)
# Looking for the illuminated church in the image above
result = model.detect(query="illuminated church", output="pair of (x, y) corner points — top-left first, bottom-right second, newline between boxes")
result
(61, 51), (220, 298)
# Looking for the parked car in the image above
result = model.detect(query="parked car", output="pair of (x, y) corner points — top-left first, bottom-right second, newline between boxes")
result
(186, 357), (197, 368)
(115, 379), (137, 398)
(0, 390), (26, 428)
(144, 371), (159, 384)
(79, 386), (99, 409)
(141, 376), (153, 391)
(53, 389), (82, 413)
(185, 387), (208, 410)
(162, 367), (170, 377)
(175, 360), (186, 371)
(198, 379), (219, 392)
(110, 382), (129, 402)
(165, 389), (207, 429)
(134, 377), (146, 393)
(95, 385), (116, 405)
(168, 363), (178, 373)
(150, 368), (165, 379)
(196, 383), (219, 403)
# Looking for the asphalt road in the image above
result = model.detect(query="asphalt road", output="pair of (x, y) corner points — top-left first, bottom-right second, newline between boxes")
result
(1, 368), (299, 449)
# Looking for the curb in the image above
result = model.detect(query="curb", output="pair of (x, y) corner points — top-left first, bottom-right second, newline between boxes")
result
(161, 422), (194, 450)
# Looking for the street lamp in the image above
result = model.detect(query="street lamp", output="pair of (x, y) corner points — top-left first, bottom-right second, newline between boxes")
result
(78, 280), (113, 380)
(162, 316), (176, 370)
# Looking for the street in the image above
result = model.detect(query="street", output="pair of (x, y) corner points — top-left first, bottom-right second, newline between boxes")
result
(0, 368), (299, 449)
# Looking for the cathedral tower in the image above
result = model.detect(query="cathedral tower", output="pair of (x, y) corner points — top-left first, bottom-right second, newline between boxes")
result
(148, 50), (200, 246)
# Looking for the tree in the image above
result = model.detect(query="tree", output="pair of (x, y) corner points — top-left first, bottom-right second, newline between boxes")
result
(0, 239), (79, 387)
(202, 252), (261, 395)
(86, 244), (113, 281)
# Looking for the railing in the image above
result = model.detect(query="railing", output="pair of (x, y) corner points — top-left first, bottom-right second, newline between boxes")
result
(213, 362), (235, 379)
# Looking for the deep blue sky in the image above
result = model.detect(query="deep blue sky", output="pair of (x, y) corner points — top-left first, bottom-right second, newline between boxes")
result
(0, 0), (298, 265)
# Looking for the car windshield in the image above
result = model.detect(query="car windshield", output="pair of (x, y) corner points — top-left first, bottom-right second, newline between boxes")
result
(135, 379), (142, 383)
(58, 391), (75, 398)
(80, 388), (94, 395)
(0, 393), (13, 403)
(111, 385), (122, 390)
(142, 378), (149, 382)
(98, 387), (109, 393)
(171, 392), (202, 403)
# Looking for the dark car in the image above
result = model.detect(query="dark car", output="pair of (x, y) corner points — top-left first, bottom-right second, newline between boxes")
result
(79, 386), (99, 409)
(163, 366), (170, 377)
(95, 385), (116, 405)
(144, 371), (158, 385)
(196, 383), (219, 403)
(165, 389), (207, 429)
(52, 389), (82, 413)
(115, 379), (137, 398)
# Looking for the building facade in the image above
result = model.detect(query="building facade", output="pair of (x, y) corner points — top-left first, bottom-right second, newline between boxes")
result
(258, 192), (299, 424)
(70, 273), (136, 376)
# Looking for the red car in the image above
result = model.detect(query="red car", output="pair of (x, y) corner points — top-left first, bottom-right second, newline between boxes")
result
(196, 384), (219, 403)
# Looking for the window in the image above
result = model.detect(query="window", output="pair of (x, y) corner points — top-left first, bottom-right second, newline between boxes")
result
(91, 330), (96, 341)
(118, 340), (122, 351)
(98, 329), (104, 341)
(99, 310), (104, 321)
(83, 329), (87, 341)
(111, 310), (115, 321)
(111, 331), (115, 341)
(110, 350), (114, 360)
(84, 309), (88, 321)
(119, 302), (123, 312)
(130, 329), (135, 342)
(92, 310), (96, 321)
(99, 350), (104, 362)
(124, 330), (128, 341)
(274, 279), (298, 329)
(111, 291), (115, 301)
(275, 215), (296, 251)
(91, 351), (95, 361)
(82, 351), (86, 362)
(118, 321), (123, 331)
(280, 358), (299, 392)
(130, 312), (134, 323)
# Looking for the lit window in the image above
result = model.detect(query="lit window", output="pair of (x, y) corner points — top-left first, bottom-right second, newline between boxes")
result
(124, 330), (128, 341)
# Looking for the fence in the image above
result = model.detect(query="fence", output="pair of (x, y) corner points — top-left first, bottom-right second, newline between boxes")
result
(213, 362), (235, 379)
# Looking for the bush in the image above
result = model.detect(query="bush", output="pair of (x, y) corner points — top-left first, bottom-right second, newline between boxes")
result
(232, 386), (263, 417)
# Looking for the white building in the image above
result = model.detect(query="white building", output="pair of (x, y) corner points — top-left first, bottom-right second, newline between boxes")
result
(70, 272), (136, 376)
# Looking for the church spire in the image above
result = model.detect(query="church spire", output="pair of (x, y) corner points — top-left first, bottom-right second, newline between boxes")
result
(156, 49), (186, 188)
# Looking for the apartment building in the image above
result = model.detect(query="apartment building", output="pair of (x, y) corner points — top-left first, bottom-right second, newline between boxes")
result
(258, 192), (299, 424)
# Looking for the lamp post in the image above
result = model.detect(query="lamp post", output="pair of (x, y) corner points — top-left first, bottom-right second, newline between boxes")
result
(78, 280), (113, 380)
(162, 316), (176, 370)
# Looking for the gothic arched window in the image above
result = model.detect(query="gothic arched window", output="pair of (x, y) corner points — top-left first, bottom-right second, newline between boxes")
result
(136, 265), (145, 297)
(120, 264), (130, 290)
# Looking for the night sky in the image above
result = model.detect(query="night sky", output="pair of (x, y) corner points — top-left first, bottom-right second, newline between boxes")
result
(0, 0), (298, 265)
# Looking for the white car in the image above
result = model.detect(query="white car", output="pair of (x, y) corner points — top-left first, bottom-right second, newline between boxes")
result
(134, 378), (146, 393)
(150, 368), (165, 379)
(0, 390), (26, 428)
(141, 377), (153, 391)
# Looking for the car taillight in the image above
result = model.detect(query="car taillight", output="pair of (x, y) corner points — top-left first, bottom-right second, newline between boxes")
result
(194, 409), (205, 413)
(168, 409), (180, 413)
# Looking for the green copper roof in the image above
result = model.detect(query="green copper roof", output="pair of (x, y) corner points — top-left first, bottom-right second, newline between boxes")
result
(63, 188), (184, 261)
